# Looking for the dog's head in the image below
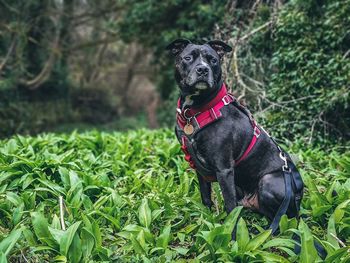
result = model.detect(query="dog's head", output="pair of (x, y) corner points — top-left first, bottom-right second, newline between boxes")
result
(166, 39), (232, 106)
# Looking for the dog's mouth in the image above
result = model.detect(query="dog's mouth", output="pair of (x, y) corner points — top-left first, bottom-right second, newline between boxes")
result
(194, 81), (209, 90)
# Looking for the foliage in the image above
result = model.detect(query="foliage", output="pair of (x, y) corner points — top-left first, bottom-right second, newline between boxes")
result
(260, 0), (350, 143)
(0, 0), (130, 137)
(119, 0), (225, 54)
(0, 1), (69, 91)
(118, 0), (227, 100)
(0, 129), (349, 262)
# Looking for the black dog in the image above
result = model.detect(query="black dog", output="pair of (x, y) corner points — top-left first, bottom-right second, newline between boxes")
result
(166, 39), (304, 234)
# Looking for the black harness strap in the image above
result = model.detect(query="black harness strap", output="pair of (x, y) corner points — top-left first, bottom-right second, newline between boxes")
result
(267, 135), (303, 235)
(270, 169), (293, 234)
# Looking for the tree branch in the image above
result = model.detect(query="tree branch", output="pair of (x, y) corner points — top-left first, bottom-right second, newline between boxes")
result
(19, 18), (60, 90)
(67, 36), (119, 51)
(238, 21), (273, 43)
(0, 36), (16, 74)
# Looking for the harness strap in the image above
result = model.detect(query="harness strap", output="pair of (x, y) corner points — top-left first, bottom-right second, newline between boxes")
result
(266, 133), (304, 235)
(270, 169), (293, 234)
(176, 93), (235, 130)
(235, 125), (261, 166)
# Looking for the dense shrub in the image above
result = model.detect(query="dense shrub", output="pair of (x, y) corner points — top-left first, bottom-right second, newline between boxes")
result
(263, 0), (350, 144)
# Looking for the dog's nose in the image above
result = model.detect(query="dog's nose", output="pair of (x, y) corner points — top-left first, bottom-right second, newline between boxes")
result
(196, 66), (209, 76)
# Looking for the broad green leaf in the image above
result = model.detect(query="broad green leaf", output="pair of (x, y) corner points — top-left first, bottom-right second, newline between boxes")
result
(137, 229), (147, 252)
(53, 255), (67, 262)
(325, 247), (350, 263)
(151, 209), (163, 221)
(131, 235), (146, 254)
(334, 200), (350, 224)
(279, 214), (298, 233)
(48, 227), (65, 244)
(0, 228), (22, 256)
(0, 252), (7, 263)
(60, 221), (81, 256)
(6, 192), (22, 206)
(88, 210), (120, 230)
(51, 215), (61, 229)
(299, 220), (318, 263)
(81, 228), (95, 259)
(236, 218), (249, 251)
(180, 224), (198, 234)
(224, 206), (243, 233)
(172, 247), (189, 256)
(156, 225), (171, 249)
(327, 214), (339, 249)
(259, 250), (290, 262)
(245, 229), (271, 251)
(31, 212), (56, 247)
(31, 246), (58, 253)
(23, 228), (37, 246)
(92, 221), (102, 248)
(12, 203), (24, 226)
(138, 198), (152, 228)
(68, 233), (82, 263)
(263, 238), (297, 250)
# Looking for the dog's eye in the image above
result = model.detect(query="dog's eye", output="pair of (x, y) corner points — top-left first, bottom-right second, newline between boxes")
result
(211, 58), (217, 64)
(184, 56), (192, 61)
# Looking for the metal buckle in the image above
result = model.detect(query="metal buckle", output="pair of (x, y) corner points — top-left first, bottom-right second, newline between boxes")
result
(183, 108), (192, 120)
(279, 151), (286, 162)
(254, 126), (261, 138)
(279, 152), (291, 172)
(222, 95), (231, 105)
(282, 165), (291, 172)
(228, 93), (235, 101)
(260, 125), (270, 137)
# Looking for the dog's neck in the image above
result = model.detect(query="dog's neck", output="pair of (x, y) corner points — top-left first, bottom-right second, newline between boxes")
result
(179, 79), (223, 110)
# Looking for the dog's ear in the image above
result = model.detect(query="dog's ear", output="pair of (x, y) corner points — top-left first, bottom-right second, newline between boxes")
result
(166, 39), (191, 56)
(206, 40), (232, 58)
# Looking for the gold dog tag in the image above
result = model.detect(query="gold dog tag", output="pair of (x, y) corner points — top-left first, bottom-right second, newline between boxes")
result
(184, 124), (194, 135)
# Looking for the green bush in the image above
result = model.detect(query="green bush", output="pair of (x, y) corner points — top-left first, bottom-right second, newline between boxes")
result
(264, 0), (350, 144)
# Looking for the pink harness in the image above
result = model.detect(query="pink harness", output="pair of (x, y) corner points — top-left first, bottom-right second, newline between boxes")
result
(176, 83), (261, 181)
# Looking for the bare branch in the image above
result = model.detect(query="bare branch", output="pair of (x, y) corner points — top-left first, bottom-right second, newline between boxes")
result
(239, 21), (273, 43)
(343, 49), (350, 59)
(87, 41), (109, 83)
(19, 19), (60, 90)
(330, 233), (346, 248)
(0, 36), (16, 74)
(59, 196), (66, 231)
(308, 119), (317, 144)
(67, 36), (119, 52)
(232, 45), (251, 92)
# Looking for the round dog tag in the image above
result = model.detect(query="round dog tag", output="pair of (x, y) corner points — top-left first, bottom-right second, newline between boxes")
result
(184, 124), (194, 135)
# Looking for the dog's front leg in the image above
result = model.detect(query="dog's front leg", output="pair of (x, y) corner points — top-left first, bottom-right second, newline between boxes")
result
(197, 172), (212, 209)
(217, 168), (237, 213)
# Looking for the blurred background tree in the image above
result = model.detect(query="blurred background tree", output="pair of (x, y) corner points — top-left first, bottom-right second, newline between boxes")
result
(0, 0), (349, 146)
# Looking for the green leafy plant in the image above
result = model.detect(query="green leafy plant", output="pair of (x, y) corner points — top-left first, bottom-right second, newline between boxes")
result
(0, 129), (349, 262)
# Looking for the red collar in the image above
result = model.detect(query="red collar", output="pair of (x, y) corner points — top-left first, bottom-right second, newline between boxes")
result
(177, 83), (229, 115)
(176, 83), (234, 130)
